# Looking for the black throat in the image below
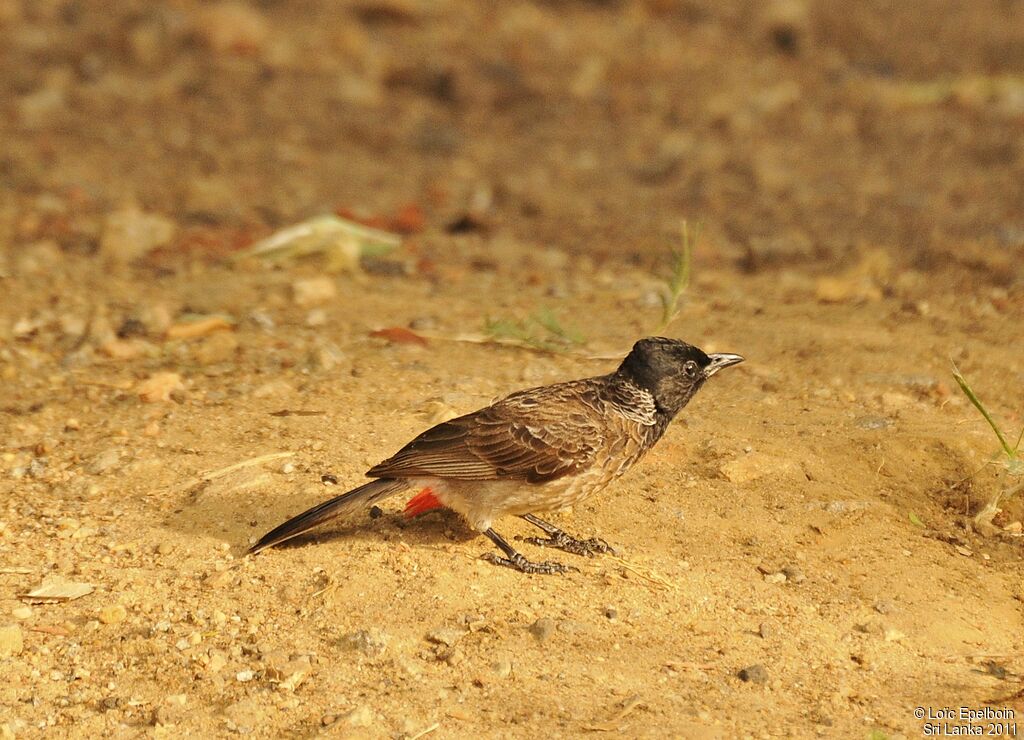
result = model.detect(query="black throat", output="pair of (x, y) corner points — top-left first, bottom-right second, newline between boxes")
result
(614, 347), (704, 419)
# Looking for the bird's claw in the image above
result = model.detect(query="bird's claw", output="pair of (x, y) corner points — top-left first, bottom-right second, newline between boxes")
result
(480, 551), (578, 575)
(519, 532), (615, 558)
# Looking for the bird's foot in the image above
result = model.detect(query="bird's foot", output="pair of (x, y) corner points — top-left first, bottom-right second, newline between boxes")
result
(480, 551), (578, 575)
(519, 532), (614, 558)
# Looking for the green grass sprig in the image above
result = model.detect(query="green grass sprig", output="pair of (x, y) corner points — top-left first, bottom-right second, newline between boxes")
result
(656, 220), (698, 333)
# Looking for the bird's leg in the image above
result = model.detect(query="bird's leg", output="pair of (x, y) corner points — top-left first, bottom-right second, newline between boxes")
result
(518, 514), (614, 557)
(481, 528), (578, 575)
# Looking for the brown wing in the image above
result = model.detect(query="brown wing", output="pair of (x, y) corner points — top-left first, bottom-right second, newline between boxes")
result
(366, 383), (607, 483)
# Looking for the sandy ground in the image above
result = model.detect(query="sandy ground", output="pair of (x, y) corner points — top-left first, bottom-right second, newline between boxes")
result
(2, 1), (1023, 738)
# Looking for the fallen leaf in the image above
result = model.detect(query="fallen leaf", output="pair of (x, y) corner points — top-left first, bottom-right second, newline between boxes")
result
(22, 577), (94, 603)
(242, 215), (400, 272)
(392, 203), (426, 234)
(370, 327), (428, 346)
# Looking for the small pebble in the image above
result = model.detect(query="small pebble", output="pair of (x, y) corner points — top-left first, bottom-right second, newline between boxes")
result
(528, 618), (556, 643)
(310, 342), (347, 371)
(205, 569), (233, 588)
(292, 277), (337, 307)
(781, 565), (806, 584)
(99, 207), (176, 263)
(137, 372), (185, 404)
(854, 415), (891, 430)
(342, 628), (389, 657)
(738, 664), (769, 684)
(437, 646), (463, 666)
(854, 620), (885, 636)
(603, 605), (618, 621)
(758, 622), (772, 639)
(425, 627), (465, 647)
(236, 670), (256, 682)
(12, 606), (32, 620)
(88, 448), (122, 475)
(98, 605), (127, 625)
(873, 600), (896, 615)
(491, 659), (512, 678)
(274, 655), (313, 691)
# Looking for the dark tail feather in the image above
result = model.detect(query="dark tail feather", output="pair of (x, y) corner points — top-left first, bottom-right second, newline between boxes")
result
(248, 478), (410, 554)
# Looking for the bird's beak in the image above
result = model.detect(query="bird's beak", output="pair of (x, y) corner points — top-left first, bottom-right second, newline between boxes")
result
(704, 353), (744, 378)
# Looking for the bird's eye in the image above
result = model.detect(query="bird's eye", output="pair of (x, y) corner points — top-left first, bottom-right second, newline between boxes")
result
(684, 361), (699, 378)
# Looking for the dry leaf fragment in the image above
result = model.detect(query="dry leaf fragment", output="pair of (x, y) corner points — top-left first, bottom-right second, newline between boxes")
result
(369, 327), (429, 346)
(241, 215), (400, 272)
(22, 577), (95, 603)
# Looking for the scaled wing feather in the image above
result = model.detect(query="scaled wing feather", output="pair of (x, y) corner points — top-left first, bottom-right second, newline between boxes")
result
(367, 390), (605, 483)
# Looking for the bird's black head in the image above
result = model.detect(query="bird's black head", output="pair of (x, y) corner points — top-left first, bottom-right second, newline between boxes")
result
(616, 337), (743, 417)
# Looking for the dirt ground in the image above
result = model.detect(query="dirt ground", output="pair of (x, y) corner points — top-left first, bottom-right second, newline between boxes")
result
(2, 1), (1023, 738)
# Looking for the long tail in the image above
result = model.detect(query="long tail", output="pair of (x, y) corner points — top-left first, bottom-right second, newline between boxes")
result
(248, 478), (410, 554)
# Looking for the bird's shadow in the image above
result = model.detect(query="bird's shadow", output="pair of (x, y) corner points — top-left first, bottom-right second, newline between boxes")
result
(160, 474), (476, 559)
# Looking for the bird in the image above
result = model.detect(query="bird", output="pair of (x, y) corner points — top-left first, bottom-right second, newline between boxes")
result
(248, 337), (743, 574)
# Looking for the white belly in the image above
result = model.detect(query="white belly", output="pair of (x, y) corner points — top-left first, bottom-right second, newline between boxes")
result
(412, 473), (610, 532)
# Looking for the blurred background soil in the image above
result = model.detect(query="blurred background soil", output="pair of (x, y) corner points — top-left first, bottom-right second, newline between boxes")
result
(1, 1), (1023, 737)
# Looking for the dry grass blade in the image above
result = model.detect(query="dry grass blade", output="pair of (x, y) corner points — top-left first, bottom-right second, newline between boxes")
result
(310, 571), (338, 601)
(604, 555), (678, 592)
(583, 695), (646, 732)
(200, 452), (296, 482)
(176, 452), (295, 494)
(407, 722), (440, 740)
(413, 329), (599, 358)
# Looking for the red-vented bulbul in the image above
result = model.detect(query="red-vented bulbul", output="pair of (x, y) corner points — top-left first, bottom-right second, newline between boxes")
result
(249, 337), (743, 574)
